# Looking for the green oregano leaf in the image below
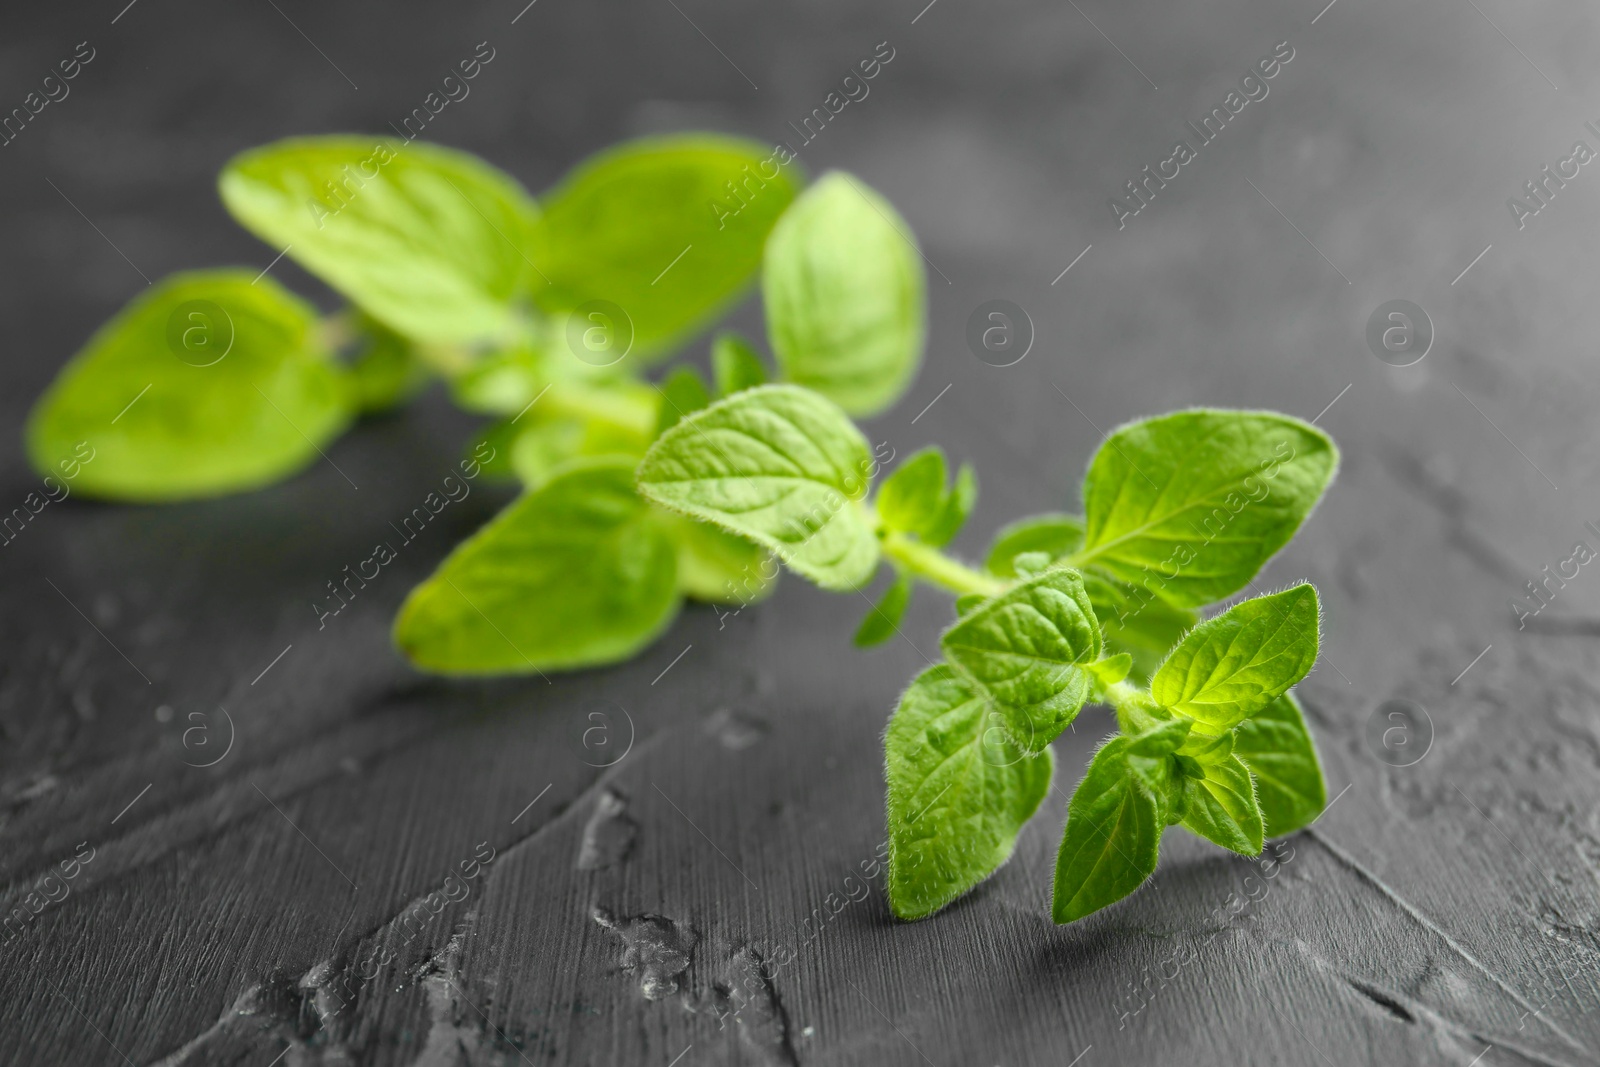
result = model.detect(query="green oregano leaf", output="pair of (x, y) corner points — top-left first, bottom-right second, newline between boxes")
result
(1085, 653), (1133, 690)
(886, 665), (1055, 921)
(711, 332), (769, 396)
(347, 314), (429, 414)
(1011, 552), (1052, 576)
(954, 593), (987, 616)
(466, 421), (520, 481)
(533, 135), (801, 361)
(1150, 583), (1321, 728)
(1071, 410), (1338, 608)
(634, 384), (879, 590)
(1178, 754), (1264, 856)
(984, 513), (1085, 578)
(447, 341), (544, 416)
(220, 137), (540, 345)
(1233, 692), (1326, 837)
(763, 172), (925, 416)
(923, 462), (976, 549)
(655, 511), (773, 605)
(654, 365), (712, 436)
(1178, 728), (1235, 764)
(854, 570), (913, 647)
(27, 271), (352, 501)
(1052, 735), (1166, 923)
(939, 568), (1101, 753)
(1124, 717), (1191, 758)
(394, 459), (680, 674)
(509, 416), (649, 488)
(1078, 571), (1198, 684)
(876, 447), (947, 539)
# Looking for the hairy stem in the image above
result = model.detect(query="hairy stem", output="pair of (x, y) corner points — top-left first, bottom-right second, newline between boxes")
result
(881, 533), (1007, 598)
(1102, 680), (1165, 735)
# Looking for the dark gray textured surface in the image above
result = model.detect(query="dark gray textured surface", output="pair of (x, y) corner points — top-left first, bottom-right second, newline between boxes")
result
(4, 0), (1600, 1064)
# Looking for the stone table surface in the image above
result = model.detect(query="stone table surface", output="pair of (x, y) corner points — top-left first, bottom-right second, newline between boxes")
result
(3, 0), (1600, 1064)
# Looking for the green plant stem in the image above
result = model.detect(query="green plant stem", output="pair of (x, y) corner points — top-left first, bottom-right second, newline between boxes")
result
(882, 533), (1007, 598)
(1103, 680), (1165, 735)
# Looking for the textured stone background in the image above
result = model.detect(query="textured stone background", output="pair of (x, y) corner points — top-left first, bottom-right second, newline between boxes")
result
(3, 0), (1600, 1064)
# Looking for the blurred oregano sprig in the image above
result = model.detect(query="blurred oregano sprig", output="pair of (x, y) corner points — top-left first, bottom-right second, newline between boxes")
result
(30, 130), (1340, 925)
(635, 395), (1338, 921)
(27, 134), (926, 671)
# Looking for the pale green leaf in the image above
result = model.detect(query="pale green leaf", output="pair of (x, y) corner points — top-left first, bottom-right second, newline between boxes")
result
(655, 511), (774, 605)
(26, 271), (351, 501)
(876, 447), (947, 539)
(634, 384), (879, 590)
(509, 416), (648, 488)
(954, 593), (987, 616)
(1124, 717), (1191, 759)
(655, 366), (712, 436)
(1178, 728), (1235, 764)
(923, 462), (976, 548)
(711, 332), (768, 396)
(1079, 571), (1198, 684)
(1011, 552), (1052, 576)
(984, 513), (1085, 578)
(1151, 584), (1320, 728)
(1052, 736), (1165, 923)
(465, 420), (520, 481)
(533, 135), (800, 360)
(1234, 692), (1326, 837)
(763, 172), (925, 416)
(393, 460), (680, 674)
(887, 665), (1054, 920)
(1085, 653), (1133, 690)
(220, 137), (540, 345)
(347, 314), (429, 413)
(940, 568), (1101, 753)
(854, 570), (912, 647)
(1179, 754), (1264, 856)
(1072, 410), (1338, 608)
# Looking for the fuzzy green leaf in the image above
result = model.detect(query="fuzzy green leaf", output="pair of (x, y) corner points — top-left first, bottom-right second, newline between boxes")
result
(656, 512), (773, 605)
(1072, 410), (1338, 608)
(655, 366), (712, 436)
(1078, 571), (1198, 684)
(394, 460), (679, 674)
(886, 665), (1055, 920)
(347, 314), (429, 414)
(1085, 653), (1133, 690)
(855, 571), (913, 647)
(1179, 754), (1264, 855)
(634, 385), (879, 590)
(711, 332), (769, 396)
(876, 448), (947, 540)
(1233, 693), (1326, 837)
(940, 568), (1101, 753)
(220, 137), (540, 345)
(1052, 735), (1166, 923)
(1151, 584), (1320, 728)
(924, 462), (976, 548)
(984, 513), (1085, 578)
(533, 135), (800, 361)
(26, 271), (352, 501)
(509, 417), (650, 488)
(763, 172), (925, 416)
(955, 593), (987, 616)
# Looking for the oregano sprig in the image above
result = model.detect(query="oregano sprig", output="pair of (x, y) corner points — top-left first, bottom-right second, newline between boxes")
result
(638, 390), (1337, 923)
(30, 126), (1338, 928)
